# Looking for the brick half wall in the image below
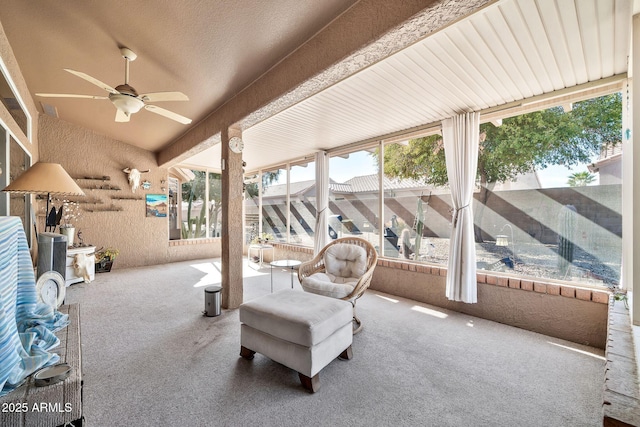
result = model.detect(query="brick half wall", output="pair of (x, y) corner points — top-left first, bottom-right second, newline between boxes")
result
(271, 243), (609, 348)
(371, 261), (608, 348)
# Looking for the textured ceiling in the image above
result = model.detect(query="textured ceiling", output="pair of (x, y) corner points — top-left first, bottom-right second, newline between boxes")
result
(0, 0), (633, 174)
(0, 0), (357, 151)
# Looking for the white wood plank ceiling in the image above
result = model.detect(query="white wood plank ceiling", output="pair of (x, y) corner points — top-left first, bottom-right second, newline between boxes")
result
(183, 0), (632, 173)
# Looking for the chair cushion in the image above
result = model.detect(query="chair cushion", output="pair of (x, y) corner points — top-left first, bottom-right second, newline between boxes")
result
(323, 243), (367, 279)
(301, 272), (356, 299)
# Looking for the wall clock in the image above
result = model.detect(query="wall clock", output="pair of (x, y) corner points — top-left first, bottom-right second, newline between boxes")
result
(229, 136), (244, 154)
(36, 271), (66, 309)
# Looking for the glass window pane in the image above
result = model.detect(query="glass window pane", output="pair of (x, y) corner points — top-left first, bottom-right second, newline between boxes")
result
(0, 68), (29, 138)
(382, 137), (451, 264)
(475, 93), (622, 288)
(9, 136), (30, 236)
(244, 174), (260, 244)
(261, 168), (286, 243)
(168, 177), (180, 240)
(329, 150), (379, 250)
(181, 170), (206, 239)
(289, 162), (315, 246)
(208, 172), (222, 238)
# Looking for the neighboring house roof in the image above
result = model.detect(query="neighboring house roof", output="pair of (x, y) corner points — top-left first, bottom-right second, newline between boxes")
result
(329, 182), (352, 193)
(261, 179), (316, 198)
(589, 153), (622, 171)
(334, 174), (428, 193)
(588, 143), (623, 173)
(259, 170), (542, 199)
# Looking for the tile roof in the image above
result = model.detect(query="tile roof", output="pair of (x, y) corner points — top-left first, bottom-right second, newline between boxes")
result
(258, 170), (540, 198)
(261, 179), (315, 198)
(335, 174), (428, 193)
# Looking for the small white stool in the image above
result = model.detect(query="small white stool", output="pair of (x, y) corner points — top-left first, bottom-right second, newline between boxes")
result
(239, 289), (353, 392)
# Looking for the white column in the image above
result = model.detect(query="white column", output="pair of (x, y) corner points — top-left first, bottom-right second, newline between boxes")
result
(205, 168), (210, 237)
(378, 141), (385, 254)
(314, 151), (329, 254)
(258, 170), (263, 236)
(286, 163), (291, 243)
(628, 14), (640, 325)
(0, 128), (8, 215)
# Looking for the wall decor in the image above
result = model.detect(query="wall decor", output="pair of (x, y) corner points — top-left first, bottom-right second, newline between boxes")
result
(122, 167), (150, 192)
(146, 193), (167, 217)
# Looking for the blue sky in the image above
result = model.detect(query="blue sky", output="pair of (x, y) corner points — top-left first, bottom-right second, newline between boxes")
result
(537, 162), (596, 188)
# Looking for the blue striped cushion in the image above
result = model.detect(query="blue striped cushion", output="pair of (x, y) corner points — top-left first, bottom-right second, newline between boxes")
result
(0, 217), (69, 396)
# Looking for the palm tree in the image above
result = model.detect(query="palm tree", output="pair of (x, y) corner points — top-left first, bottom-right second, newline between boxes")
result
(567, 171), (596, 187)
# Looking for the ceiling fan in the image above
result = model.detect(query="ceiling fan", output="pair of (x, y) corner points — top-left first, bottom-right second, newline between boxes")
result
(36, 47), (192, 124)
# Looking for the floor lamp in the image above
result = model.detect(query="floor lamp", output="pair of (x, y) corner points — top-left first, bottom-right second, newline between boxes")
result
(2, 162), (85, 236)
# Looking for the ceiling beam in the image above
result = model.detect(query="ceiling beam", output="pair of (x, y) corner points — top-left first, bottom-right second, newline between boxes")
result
(156, 0), (494, 167)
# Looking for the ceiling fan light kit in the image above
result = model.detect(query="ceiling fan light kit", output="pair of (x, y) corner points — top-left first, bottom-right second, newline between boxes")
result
(110, 93), (144, 115)
(36, 47), (191, 124)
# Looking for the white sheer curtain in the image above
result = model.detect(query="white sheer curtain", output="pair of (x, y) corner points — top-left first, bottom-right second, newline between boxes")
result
(442, 112), (480, 303)
(314, 151), (329, 254)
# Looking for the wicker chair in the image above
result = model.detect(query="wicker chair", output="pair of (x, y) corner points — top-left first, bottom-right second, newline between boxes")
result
(297, 237), (378, 334)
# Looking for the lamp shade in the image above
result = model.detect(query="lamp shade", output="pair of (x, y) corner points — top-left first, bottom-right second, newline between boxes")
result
(495, 235), (509, 247)
(2, 162), (84, 196)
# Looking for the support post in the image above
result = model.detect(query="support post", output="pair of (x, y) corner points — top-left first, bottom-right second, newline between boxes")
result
(221, 127), (244, 309)
(628, 15), (640, 325)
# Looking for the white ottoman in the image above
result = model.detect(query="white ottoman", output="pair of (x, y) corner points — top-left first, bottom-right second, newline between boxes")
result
(239, 289), (353, 392)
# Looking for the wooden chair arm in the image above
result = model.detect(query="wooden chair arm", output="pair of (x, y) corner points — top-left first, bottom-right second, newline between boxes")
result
(298, 255), (326, 282)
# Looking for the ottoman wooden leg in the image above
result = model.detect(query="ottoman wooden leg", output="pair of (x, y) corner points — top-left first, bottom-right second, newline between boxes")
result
(299, 373), (320, 393)
(338, 345), (353, 360)
(240, 346), (255, 360)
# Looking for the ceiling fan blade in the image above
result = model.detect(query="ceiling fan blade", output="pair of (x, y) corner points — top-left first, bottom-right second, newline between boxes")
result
(36, 93), (109, 99)
(64, 69), (118, 94)
(144, 104), (192, 124)
(139, 91), (189, 102)
(115, 109), (130, 123)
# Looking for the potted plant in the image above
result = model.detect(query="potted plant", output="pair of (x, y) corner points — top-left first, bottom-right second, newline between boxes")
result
(614, 289), (629, 310)
(95, 247), (119, 273)
(251, 232), (274, 245)
(58, 200), (81, 247)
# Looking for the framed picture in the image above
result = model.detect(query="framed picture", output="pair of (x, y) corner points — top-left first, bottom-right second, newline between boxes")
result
(146, 194), (168, 217)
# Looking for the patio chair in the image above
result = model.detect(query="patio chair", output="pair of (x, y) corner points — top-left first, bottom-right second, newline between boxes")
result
(297, 237), (378, 333)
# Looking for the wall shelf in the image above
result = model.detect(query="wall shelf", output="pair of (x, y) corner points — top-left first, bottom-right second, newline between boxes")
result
(111, 196), (143, 201)
(41, 195), (102, 204)
(75, 175), (111, 181)
(81, 184), (121, 191)
(74, 197), (103, 204)
(83, 204), (123, 212)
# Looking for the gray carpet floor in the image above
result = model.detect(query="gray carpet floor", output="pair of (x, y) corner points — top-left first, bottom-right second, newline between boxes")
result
(65, 258), (605, 427)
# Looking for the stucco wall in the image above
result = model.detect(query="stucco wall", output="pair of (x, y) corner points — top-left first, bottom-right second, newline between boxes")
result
(38, 114), (220, 268)
(371, 262), (608, 348)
